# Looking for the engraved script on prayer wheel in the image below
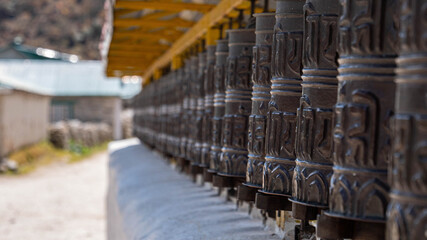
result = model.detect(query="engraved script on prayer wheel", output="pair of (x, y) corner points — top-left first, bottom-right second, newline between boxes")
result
(261, 0), (304, 197)
(186, 58), (196, 162)
(167, 73), (175, 156)
(174, 68), (185, 158)
(218, 29), (255, 178)
(245, 13), (275, 188)
(209, 39), (229, 173)
(192, 53), (206, 167)
(291, 0), (340, 209)
(174, 69), (184, 158)
(326, 0), (399, 222)
(179, 67), (189, 160)
(156, 78), (164, 152)
(387, 0), (427, 239)
(201, 46), (216, 168)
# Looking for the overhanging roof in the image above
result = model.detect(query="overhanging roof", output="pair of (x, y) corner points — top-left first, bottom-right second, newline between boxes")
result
(102, 0), (263, 85)
(0, 60), (141, 99)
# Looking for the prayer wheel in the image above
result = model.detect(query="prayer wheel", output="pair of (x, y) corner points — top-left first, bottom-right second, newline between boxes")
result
(386, 0), (427, 239)
(255, 0), (304, 211)
(238, 12), (275, 202)
(186, 58), (196, 163)
(217, 28), (255, 186)
(210, 39), (229, 184)
(201, 46), (216, 174)
(173, 70), (184, 158)
(319, 0), (399, 238)
(192, 53), (207, 172)
(289, 0), (340, 237)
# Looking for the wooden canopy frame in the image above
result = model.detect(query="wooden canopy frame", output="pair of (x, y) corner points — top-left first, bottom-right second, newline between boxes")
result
(104, 0), (256, 83)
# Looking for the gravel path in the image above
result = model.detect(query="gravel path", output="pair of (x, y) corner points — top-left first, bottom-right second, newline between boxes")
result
(0, 151), (107, 240)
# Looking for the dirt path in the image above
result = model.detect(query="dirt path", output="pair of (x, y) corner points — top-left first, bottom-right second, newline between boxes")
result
(0, 151), (107, 240)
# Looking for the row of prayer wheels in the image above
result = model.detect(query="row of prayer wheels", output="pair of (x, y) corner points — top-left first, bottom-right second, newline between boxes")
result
(133, 0), (427, 239)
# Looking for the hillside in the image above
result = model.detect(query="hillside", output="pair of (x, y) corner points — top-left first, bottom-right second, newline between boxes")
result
(0, 0), (105, 60)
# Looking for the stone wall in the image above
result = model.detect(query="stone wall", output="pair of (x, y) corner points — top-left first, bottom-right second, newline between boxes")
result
(0, 89), (50, 156)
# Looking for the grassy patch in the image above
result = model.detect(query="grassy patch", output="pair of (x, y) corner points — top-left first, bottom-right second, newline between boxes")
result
(6, 141), (108, 175)
(68, 141), (109, 163)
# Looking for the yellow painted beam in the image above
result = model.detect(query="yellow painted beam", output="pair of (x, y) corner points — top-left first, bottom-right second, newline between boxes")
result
(107, 68), (146, 73)
(113, 31), (180, 42)
(153, 69), (162, 80)
(206, 28), (220, 46)
(111, 35), (171, 45)
(108, 58), (157, 65)
(114, 18), (194, 28)
(109, 56), (158, 61)
(142, 0), (247, 80)
(109, 44), (169, 52)
(114, 9), (141, 17)
(114, 9), (178, 19)
(172, 55), (183, 70)
(113, 27), (183, 41)
(109, 49), (165, 56)
(115, 1), (214, 13)
(142, 11), (178, 20)
(108, 51), (163, 58)
(107, 66), (147, 71)
(115, 27), (184, 38)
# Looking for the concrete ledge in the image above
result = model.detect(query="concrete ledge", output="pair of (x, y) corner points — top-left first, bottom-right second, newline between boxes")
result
(107, 138), (279, 240)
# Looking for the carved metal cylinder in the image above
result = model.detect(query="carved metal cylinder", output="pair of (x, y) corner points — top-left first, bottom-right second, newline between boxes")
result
(290, 0), (340, 209)
(173, 70), (183, 158)
(209, 39), (229, 173)
(387, 1), (427, 239)
(166, 73), (174, 156)
(192, 53), (206, 166)
(201, 46), (216, 168)
(326, 0), (399, 222)
(186, 58), (197, 162)
(156, 77), (165, 152)
(261, 0), (304, 197)
(218, 28), (255, 178)
(179, 66), (190, 159)
(245, 13), (275, 188)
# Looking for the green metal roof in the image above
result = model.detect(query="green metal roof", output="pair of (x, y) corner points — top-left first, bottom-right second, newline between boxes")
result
(0, 60), (141, 99)
(0, 42), (79, 62)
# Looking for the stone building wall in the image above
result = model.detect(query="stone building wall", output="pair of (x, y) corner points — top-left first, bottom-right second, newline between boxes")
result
(52, 96), (122, 140)
(0, 89), (50, 156)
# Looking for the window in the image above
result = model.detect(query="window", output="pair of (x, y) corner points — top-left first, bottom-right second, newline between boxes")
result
(50, 100), (74, 122)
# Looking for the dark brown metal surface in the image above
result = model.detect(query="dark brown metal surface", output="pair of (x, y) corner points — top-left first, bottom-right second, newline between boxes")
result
(187, 56), (198, 164)
(255, 192), (292, 211)
(218, 28), (255, 179)
(193, 53), (206, 168)
(185, 58), (195, 163)
(173, 69), (184, 158)
(201, 46), (216, 169)
(290, 0), (340, 212)
(209, 39), (229, 174)
(326, 0), (399, 225)
(244, 12), (275, 193)
(261, 0), (304, 198)
(131, 0), (427, 238)
(387, 1), (427, 239)
(179, 66), (190, 160)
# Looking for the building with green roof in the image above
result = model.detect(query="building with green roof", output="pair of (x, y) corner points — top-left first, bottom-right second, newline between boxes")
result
(0, 59), (141, 156)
